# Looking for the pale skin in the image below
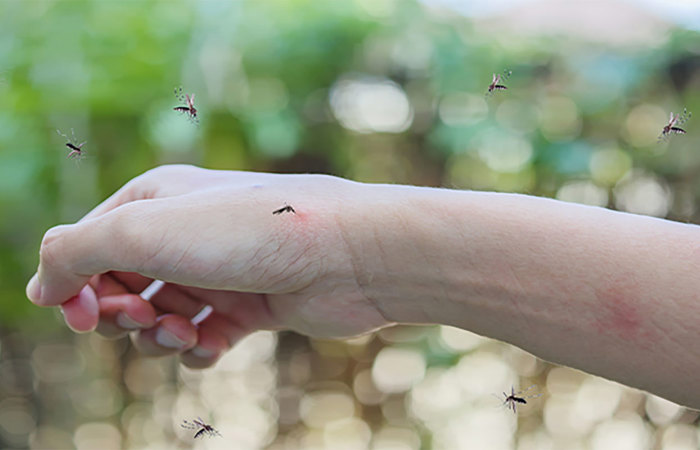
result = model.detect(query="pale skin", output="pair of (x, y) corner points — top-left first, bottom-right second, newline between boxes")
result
(26, 165), (700, 409)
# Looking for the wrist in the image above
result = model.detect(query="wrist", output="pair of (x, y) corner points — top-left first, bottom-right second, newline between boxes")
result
(337, 183), (470, 325)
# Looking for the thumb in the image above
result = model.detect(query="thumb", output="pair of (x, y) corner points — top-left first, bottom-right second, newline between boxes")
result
(27, 198), (174, 306)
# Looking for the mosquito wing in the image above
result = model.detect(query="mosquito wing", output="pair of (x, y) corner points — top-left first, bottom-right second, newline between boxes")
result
(516, 384), (543, 400)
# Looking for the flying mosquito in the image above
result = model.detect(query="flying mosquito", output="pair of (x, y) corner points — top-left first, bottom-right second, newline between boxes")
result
(181, 417), (221, 439)
(173, 87), (198, 123)
(56, 128), (86, 160)
(494, 384), (542, 414)
(659, 109), (691, 141)
(486, 69), (512, 96)
(273, 204), (296, 215)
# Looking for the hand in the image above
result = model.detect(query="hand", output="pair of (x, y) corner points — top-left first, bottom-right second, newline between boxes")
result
(26, 165), (391, 368)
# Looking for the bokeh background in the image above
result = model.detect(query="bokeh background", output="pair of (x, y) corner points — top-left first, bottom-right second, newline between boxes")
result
(1, 0), (699, 448)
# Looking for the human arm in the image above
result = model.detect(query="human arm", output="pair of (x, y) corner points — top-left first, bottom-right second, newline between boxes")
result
(26, 165), (700, 408)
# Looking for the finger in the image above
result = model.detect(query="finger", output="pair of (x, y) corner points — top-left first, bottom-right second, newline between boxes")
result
(130, 314), (198, 356)
(196, 312), (251, 347)
(79, 165), (200, 222)
(59, 285), (99, 333)
(78, 165), (254, 222)
(149, 284), (204, 318)
(105, 271), (154, 295)
(95, 294), (158, 339)
(103, 275), (205, 319)
(180, 326), (230, 369)
(29, 198), (181, 306)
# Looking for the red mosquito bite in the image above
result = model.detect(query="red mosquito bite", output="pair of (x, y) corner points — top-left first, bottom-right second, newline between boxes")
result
(181, 417), (221, 439)
(56, 128), (86, 160)
(659, 109), (691, 142)
(173, 87), (199, 124)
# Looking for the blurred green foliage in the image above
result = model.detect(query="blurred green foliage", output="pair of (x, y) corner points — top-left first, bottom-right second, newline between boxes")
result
(1, 0), (699, 447)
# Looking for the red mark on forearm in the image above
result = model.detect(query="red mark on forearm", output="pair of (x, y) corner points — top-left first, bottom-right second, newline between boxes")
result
(594, 275), (654, 347)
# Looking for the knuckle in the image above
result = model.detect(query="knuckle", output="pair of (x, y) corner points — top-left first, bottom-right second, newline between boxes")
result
(39, 225), (70, 268)
(142, 164), (196, 180)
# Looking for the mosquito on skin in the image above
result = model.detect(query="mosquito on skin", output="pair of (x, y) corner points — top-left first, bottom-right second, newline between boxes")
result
(181, 417), (221, 439)
(493, 384), (542, 413)
(659, 109), (691, 142)
(173, 87), (199, 124)
(486, 69), (512, 96)
(273, 204), (296, 215)
(56, 128), (86, 160)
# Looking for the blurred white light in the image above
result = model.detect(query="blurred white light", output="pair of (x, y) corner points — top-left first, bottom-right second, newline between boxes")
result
(539, 96), (582, 142)
(32, 344), (85, 383)
(300, 391), (355, 428)
(543, 395), (591, 438)
(73, 422), (122, 450)
(0, 398), (35, 437)
(71, 379), (123, 418)
(517, 429), (554, 450)
(436, 408), (514, 450)
(438, 93), (488, 126)
(556, 180), (609, 207)
(496, 99), (539, 133)
(589, 147), (632, 186)
(572, 377), (622, 424)
(147, 106), (199, 154)
(614, 171), (672, 217)
(545, 367), (589, 397)
(211, 403), (277, 449)
(391, 34), (432, 73)
(409, 368), (464, 421)
(324, 417), (372, 450)
(330, 77), (413, 133)
(372, 347), (426, 393)
(645, 394), (682, 425)
(661, 423), (699, 450)
(623, 104), (668, 148)
(28, 426), (73, 450)
(353, 369), (387, 405)
(454, 351), (514, 399)
(372, 426), (421, 450)
(503, 346), (541, 377)
(476, 130), (533, 173)
(590, 416), (651, 450)
(438, 326), (486, 352)
(214, 331), (277, 372)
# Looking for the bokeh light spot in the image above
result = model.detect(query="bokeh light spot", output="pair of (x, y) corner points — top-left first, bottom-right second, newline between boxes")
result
(330, 77), (413, 133)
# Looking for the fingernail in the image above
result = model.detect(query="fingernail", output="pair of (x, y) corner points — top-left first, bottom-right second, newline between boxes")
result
(26, 274), (42, 303)
(116, 312), (145, 330)
(155, 328), (188, 349)
(191, 346), (216, 359)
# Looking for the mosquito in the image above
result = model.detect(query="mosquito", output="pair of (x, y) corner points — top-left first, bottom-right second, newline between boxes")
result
(56, 128), (86, 160)
(659, 109), (691, 141)
(273, 204), (296, 215)
(486, 69), (512, 96)
(494, 384), (542, 413)
(181, 417), (221, 439)
(173, 87), (198, 123)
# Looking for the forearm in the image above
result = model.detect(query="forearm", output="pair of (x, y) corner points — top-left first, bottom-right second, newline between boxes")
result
(342, 183), (700, 408)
